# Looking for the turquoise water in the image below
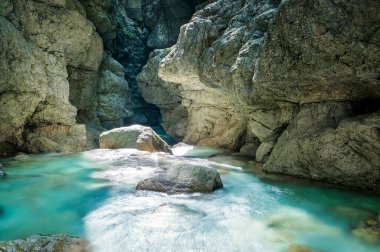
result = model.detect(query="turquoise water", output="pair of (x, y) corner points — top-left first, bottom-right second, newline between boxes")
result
(0, 148), (379, 252)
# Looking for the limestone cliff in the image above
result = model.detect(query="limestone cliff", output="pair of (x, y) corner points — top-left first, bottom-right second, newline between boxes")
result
(138, 0), (380, 192)
(0, 0), (198, 155)
(0, 0), (103, 154)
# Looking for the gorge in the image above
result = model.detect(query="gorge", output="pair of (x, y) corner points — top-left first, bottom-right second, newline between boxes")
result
(0, 0), (379, 251)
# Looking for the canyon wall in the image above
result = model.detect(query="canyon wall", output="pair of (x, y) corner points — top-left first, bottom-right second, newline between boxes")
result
(1, 0), (379, 192)
(138, 0), (380, 192)
(0, 0), (199, 155)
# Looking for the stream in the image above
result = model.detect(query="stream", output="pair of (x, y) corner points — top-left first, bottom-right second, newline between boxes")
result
(0, 146), (379, 252)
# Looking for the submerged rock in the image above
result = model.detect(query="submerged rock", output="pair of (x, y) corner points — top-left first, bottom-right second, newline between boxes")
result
(352, 215), (380, 243)
(0, 234), (88, 252)
(99, 125), (171, 153)
(288, 244), (321, 252)
(136, 165), (223, 194)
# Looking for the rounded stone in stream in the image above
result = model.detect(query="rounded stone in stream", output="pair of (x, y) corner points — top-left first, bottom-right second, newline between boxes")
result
(99, 125), (171, 153)
(136, 165), (223, 194)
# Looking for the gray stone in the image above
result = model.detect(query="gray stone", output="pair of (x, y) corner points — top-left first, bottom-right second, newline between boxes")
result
(136, 165), (223, 193)
(99, 125), (171, 153)
(0, 234), (88, 252)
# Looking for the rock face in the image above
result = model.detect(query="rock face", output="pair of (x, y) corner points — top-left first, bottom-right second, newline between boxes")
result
(136, 164), (223, 193)
(105, 0), (202, 125)
(138, 0), (380, 192)
(0, 0), (103, 155)
(1, 0), (196, 155)
(99, 125), (171, 153)
(0, 234), (88, 252)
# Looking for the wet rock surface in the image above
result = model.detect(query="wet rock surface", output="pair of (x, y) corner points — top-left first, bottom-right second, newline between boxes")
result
(85, 148), (224, 194)
(0, 235), (88, 252)
(136, 164), (223, 193)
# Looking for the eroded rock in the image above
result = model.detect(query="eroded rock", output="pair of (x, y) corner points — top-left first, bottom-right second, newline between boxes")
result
(99, 125), (170, 153)
(0, 234), (88, 252)
(139, 0), (380, 191)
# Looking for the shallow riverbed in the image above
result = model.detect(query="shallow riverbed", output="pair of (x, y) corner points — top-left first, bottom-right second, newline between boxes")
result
(0, 147), (379, 252)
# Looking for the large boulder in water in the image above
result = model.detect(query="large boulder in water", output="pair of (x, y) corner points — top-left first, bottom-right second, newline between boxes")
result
(136, 165), (223, 194)
(99, 125), (171, 153)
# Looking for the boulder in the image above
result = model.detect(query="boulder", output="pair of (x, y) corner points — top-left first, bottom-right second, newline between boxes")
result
(0, 234), (88, 252)
(99, 125), (170, 153)
(84, 148), (225, 194)
(136, 164), (223, 193)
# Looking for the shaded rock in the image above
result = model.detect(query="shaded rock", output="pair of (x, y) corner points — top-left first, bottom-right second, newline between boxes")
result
(256, 142), (275, 163)
(239, 142), (260, 158)
(138, 48), (188, 140)
(136, 165), (223, 193)
(79, 0), (116, 41)
(97, 67), (131, 129)
(26, 125), (89, 154)
(146, 0), (196, 49)
(0, 234), (88, 252)
(67, 66), (100, 125)
(0, 0), (13, 17)
(99, 125), (170, 153)
(264, 106), (380, 192)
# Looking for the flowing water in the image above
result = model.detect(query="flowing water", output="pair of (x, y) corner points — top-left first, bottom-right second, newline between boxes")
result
(0, 147), (379, 252)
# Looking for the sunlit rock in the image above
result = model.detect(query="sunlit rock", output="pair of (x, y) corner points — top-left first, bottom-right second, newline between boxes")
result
(99, 125), (171, 153)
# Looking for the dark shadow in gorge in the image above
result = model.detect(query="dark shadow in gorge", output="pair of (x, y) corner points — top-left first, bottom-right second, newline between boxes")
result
(106, 0), (205, 129)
